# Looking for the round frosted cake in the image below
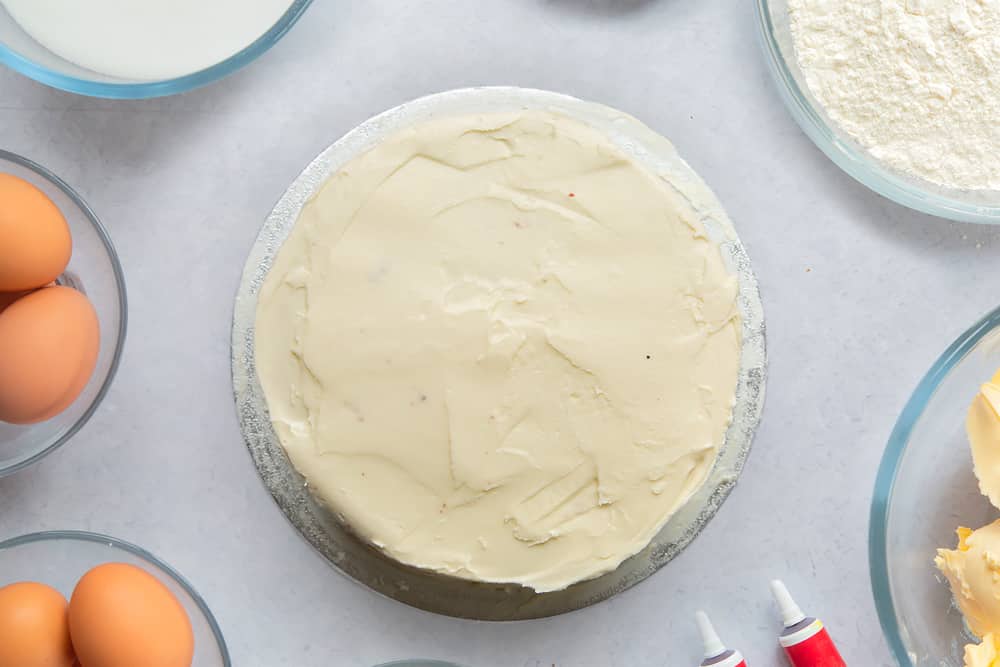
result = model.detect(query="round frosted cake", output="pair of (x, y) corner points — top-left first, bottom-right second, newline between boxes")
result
(254, 108), (741, 592)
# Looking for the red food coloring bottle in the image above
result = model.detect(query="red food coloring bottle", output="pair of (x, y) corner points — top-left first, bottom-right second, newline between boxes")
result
(770, 580), (847, 667)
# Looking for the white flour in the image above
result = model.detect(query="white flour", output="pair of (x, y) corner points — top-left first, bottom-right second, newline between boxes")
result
(787, 0), (1000, 191)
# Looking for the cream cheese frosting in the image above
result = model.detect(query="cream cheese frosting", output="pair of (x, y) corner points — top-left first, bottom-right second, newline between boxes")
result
(254, 110), (741, 592)
(970, 371), (1000, 510)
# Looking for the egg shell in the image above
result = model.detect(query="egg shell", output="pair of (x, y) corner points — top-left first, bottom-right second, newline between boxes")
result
(0, 289), (32, 313)
(0, 285), (99, 424)
(0, 581), (75, 667)
(68, 563), (194, 667)
(0, 173), (72, 291)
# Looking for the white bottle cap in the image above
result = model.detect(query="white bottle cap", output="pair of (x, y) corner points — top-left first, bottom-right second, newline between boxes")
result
(770, 579), (807, 626)
(695, 610), (726, 659)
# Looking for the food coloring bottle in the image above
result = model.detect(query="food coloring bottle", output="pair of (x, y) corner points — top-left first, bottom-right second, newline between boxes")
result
(770, 580), (846, 667)
(695, 610), (748, 667)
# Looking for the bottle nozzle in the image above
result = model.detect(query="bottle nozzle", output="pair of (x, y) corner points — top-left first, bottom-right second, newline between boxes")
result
(770, 579), (807, 627)
(695, 610), (727, 659)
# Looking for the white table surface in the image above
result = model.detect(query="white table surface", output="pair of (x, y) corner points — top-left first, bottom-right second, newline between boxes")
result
(3, 1), (1000, 665)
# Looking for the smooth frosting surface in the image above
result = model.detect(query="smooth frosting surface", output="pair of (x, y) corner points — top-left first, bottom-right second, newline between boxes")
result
(255, 111), (741, 591)
(970, 370), (1000, 510)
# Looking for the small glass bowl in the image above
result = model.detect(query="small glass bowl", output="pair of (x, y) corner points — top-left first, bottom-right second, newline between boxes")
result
(0, 531), (230, 666)
(755, 0), (1000, 223)
(0, 0), (312, 99)
(376, 662), (465, 667)
(0, 150), (126, 477)
(871, 304), (1000, 665)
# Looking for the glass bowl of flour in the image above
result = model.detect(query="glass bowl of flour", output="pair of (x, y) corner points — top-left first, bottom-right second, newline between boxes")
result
(756, 0), (1000, 223)
(0, 0), (312, 98)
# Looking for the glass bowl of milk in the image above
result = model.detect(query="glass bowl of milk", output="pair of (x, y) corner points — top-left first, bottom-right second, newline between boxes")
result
(0, 0), (312, 98)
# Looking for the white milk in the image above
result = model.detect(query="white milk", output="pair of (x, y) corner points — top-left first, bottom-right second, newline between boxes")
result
(2, 0), (295, 81)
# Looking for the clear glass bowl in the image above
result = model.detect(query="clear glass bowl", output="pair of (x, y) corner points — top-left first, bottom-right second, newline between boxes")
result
(755, 0), (1000, 223)
(0, 531), (230, 666)
(375, 662), (465, 667)
(0, 0), (312, 99)
(870, 305), (1000, 665)
(0, 150), (126, 477)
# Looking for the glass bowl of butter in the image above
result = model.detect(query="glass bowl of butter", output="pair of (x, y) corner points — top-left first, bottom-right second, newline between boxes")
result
(871, 304), (1000, 665)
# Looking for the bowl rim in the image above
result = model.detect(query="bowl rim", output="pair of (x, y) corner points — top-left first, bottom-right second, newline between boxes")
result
(0, 0), (313, 99)
(0, 149), (128, 477)
(754, 0), (1000, 224)
(0, 529), (231, 665)
(869, 304), (1000, 665)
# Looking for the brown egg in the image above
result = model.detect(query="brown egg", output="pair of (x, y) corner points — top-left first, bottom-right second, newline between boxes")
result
(0, 286), (99, 424)
(69, 563), (194, 667)
(0, 581), (76, 667)
(0, 173), (72, 291)
(0, 290), (31, 314)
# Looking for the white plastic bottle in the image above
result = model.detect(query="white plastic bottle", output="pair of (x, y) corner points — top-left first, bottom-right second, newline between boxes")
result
(769, 580), (846, 667)
(695, 611), (748, 667)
